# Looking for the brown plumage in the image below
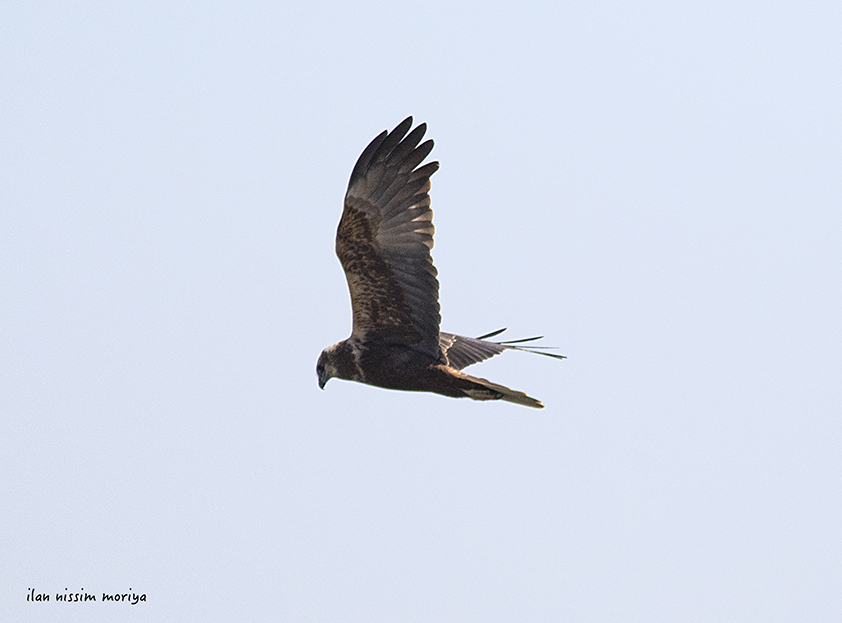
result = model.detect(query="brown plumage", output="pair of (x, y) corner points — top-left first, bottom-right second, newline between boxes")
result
(317, 117), (564, 408)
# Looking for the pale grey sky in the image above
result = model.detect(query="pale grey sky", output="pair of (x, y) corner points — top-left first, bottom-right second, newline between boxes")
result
(2, 1), (841, 621)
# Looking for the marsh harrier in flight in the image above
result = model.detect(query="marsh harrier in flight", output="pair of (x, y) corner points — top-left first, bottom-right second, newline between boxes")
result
(317, 118), (564, 408)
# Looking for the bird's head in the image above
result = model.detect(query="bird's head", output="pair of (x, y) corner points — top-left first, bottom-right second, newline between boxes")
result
(316, 344), (340, 389)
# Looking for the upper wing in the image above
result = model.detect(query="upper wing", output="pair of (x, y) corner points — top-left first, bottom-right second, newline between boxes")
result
(440, 329), (567, 370)
(336, 117), (442, 359)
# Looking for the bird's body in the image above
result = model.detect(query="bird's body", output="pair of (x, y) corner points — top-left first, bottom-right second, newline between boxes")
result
(317, 118), (563, 408)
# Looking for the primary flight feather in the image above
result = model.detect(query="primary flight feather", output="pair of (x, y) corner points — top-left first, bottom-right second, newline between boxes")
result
(317, 117), (564, 408)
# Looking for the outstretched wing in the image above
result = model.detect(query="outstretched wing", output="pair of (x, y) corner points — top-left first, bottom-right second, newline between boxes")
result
(440, 329), (567, 371)
(337, 117), (442, 359)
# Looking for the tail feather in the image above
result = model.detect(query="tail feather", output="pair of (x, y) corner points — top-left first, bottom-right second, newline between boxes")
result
(448, 369), (544, 409)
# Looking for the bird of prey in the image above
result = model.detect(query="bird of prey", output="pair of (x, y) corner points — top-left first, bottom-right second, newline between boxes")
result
(316, 117), (564, 408)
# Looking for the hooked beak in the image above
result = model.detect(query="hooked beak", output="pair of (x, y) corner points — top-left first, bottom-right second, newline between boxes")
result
(318, 371), (327, 390)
